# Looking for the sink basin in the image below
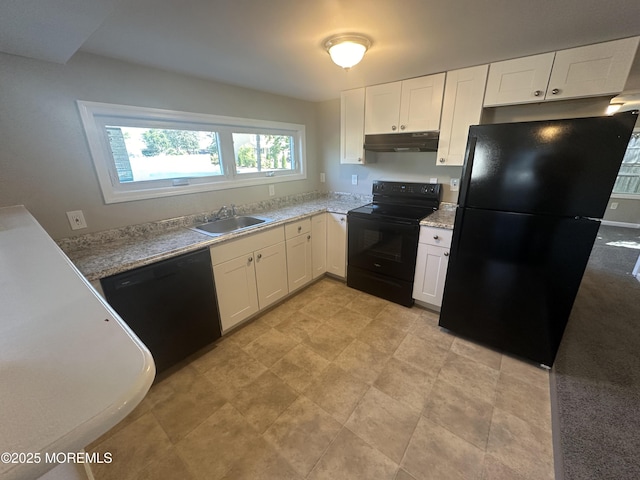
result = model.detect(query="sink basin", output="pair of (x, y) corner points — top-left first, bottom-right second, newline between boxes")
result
(193, 216), (271, 236)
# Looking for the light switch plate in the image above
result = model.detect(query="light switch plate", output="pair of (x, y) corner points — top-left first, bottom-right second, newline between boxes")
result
(351, 174), (358, 185)
(320, 173), (326, 183)
(268, 185), (275, 196)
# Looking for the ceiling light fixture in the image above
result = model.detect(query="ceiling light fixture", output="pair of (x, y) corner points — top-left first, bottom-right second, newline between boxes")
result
(324, 34), (371, 70)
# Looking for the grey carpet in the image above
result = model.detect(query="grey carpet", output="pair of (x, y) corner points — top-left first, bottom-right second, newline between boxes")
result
(552, 225), (640, 480)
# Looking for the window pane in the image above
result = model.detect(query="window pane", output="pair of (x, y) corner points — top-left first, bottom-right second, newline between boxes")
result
(613, 132), (640, 195)
(232, 133), (294, 174)
(106, 126), (222, 183)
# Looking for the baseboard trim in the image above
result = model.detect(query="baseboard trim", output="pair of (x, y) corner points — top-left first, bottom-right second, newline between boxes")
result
(601, 220), (640, 228)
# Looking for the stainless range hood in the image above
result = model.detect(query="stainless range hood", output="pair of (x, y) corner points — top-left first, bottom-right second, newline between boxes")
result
(363, 131), (439, 153)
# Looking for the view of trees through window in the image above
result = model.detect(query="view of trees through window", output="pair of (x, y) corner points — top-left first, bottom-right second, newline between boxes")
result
(79, 101), (306, 203)
(106, 126), (221, 182)
(233, 133), (294, 173)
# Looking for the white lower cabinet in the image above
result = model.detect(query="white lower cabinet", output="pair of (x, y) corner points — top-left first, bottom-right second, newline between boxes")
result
(326, 213), (347, 278)
(210, 226), (287, 333)
(212, 254), (259, 332)
(311, 213), (327, 279)
(254, 241), (288, 310)
(413, 226), (452, 307)
(285, 218), (313, 292)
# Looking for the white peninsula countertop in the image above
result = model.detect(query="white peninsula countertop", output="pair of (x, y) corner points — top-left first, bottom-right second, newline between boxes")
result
(0, 206), (155, 480)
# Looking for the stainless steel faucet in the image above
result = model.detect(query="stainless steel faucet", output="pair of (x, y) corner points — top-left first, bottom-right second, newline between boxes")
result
(213, 204), (236, 220)
(213, 205), (228, 220)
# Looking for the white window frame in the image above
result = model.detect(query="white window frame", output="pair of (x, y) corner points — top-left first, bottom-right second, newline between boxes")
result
(77, 101), (306, 204)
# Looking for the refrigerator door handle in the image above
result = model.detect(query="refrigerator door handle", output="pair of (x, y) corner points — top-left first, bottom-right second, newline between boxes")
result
(458, 136), (477, 208)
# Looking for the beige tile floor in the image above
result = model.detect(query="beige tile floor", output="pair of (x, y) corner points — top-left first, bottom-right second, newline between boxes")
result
(88, 277), (554, 480)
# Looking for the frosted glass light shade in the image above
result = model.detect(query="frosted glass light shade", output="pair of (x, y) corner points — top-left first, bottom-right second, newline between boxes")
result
(325, 35), (371, 69)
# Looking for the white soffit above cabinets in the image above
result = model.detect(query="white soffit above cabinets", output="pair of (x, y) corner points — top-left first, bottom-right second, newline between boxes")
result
(0, 0), (121, 64)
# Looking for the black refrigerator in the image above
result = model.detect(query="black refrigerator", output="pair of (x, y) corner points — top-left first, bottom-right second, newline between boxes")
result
(439, 111), (637, 367)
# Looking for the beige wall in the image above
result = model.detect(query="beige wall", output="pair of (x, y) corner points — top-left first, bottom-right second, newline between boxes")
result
(0, 52), (320, 239)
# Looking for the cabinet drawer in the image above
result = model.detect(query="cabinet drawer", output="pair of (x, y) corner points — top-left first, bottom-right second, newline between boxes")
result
(419, 226), (452, 247)
(285, 218), (311, 239)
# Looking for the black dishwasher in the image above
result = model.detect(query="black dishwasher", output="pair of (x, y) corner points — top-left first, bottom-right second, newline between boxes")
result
(101, 248), (221, 375)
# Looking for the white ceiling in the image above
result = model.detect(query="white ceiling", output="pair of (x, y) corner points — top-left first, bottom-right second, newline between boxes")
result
(3, 0), (640, 101)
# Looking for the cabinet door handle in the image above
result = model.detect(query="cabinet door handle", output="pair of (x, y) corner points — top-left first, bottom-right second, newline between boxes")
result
(551, 88), (560, 95)
(391, 125), (397, 131)
(433, 235), (439, 240)
(533, 90), (542, 97)
(297, 226), (302, 233)
(439, 158), (446, 163)
(248, 256), (253, 263)
(444, 252), (449, 257)
(400, 125), (406, 130)
(307, 235), (311, 240)
(256, 253), (262, 260)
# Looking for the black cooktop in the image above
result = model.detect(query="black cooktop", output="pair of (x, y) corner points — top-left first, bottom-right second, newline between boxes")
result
(348, 203), (436, 222)
(348, 180), (442, 223)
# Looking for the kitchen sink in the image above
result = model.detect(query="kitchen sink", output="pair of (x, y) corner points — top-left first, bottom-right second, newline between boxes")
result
(192, 215), (272, 236)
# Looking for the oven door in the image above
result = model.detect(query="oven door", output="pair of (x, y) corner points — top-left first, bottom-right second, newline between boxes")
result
(347, 214), (420, 281)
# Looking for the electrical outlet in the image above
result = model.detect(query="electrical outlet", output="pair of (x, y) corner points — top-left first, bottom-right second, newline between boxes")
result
(268, 185), (275, 196)
(320, 173), (326, 183)
(610, 202), (619, 210)
(450, 178), (459, 192)
(430, 178), (438, 184)
(351, 174), (358, 185)
(66, 210), (87, 230)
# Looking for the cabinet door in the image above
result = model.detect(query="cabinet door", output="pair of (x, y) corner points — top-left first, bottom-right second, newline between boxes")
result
(399, 73), (445, 132)
(484, 53), (555, 106)
(311, 213), (327, 279)
(213, 254), (259, 333)
(340, 88), (366, 164)
(255, 241), (288, 310)
(413, 243), (450, 307)
(326, 213), (347, 278)
(547, 36), (639, 100)
(365, 81), (402, 134)
(286, 233), (313, 292)
(437, 65), (488, 166)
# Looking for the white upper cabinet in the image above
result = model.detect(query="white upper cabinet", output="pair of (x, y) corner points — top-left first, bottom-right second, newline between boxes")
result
(549, 37), (639, 100)
(365, 73), (445, 134)
(484, 53), (555, 106)
(437, 65), (488, 166)
(484, 36), (640, 106)
(340, 88), (366, 164)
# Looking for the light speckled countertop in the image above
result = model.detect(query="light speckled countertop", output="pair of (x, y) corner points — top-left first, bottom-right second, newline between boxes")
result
(60, 194), (456, 282)
(420, 203), (457, 229)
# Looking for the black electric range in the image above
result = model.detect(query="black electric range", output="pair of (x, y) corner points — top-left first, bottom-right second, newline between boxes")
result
(347, 181), (442, 306)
